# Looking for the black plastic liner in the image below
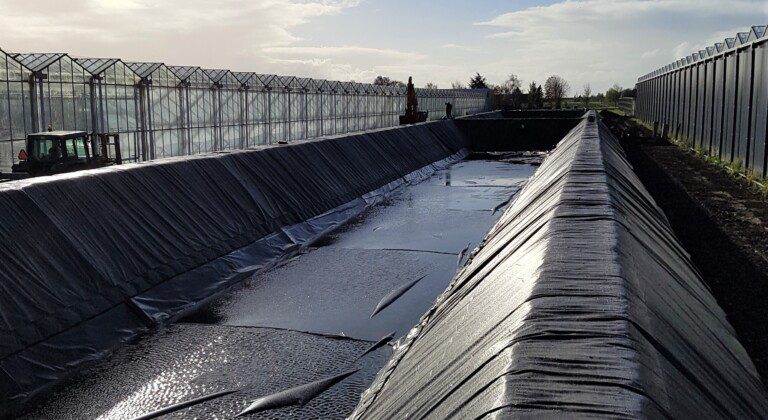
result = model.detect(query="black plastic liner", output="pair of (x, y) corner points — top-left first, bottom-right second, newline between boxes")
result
(0, 121), (467, 405)
(455, 118), (580, 152)
(469, 110), (585, 119)
(350, 112), (768, 418)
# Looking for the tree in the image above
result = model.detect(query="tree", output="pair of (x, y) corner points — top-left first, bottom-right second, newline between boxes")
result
(544, 75), (570, 109)
(425, 82), (438, 89)
(469, 73), (488, 89)
(621, 88), (636, 98)
(536, 85), (544, 108)
(605, 83), (622, 106)
(373, 75), (391, 86)
(528, 81), (543, 109)
(582, 83), (592, 108)
(373, 75), (405, 87)
(451, 81), (466, 89)
(496, 74), (522, 94)
(509, 86), (524, 109)
(595, 93), (605, 103)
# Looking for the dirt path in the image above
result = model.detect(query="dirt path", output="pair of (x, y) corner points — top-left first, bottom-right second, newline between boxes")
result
(604, 112), (768, 381)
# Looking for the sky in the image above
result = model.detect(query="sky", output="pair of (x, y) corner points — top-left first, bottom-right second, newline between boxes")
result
(0, 0), (766, 94)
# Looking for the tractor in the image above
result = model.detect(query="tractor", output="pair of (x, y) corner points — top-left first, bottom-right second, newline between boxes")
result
(4, 131), (122, 179)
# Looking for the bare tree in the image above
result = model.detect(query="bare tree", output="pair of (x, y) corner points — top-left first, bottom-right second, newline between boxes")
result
(544, 75), (570, 109)
(425, 82), (438, 89)
(497, 74), (522, 94)
(582, 83), (592, 108)
(451, 81), (466, 89)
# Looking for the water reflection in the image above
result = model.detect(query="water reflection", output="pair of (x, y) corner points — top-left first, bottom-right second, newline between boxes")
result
(96, 336), (233, 420)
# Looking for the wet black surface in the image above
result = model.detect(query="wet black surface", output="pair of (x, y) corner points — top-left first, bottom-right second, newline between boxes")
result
(17, 159), (535, 419)
(189, 248), (457, 341)
(21, 325), (388, 420)
(188, 160), (533, 340)
(315, 162), (528, 254)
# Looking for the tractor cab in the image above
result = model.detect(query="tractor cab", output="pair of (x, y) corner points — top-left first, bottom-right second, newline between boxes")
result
(10, 131), (122, 177)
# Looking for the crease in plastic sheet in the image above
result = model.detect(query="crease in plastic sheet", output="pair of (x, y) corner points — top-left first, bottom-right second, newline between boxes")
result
(0, 120), (467, 407)
(350, 112), (768, 419)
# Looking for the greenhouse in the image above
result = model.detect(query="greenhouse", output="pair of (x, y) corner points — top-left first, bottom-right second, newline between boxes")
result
(0, 48), (490, 172)
(234, 71), (269, 147)
(0, 49), (33, 170)
(204, 68), (242, 151)
(11, 53), (91, 137)
(169, 65), (216, 155)
(636, 24), (768, 177)
(125, 62), (182, 161)
(268, 74), (293, 143)
(318, 79), (336, 136)
(299, 77), (322, 139)
(75, 57), (141, 162)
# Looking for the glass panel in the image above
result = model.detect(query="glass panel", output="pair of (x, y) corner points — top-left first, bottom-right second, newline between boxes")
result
(0, 52), (492, 168)
(73, 136), (87, 158)
(31, 138), (56, 160)
(64, 137), (76, 157)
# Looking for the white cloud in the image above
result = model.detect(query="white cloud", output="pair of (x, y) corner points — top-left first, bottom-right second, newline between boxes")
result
(475, 0), (767, 92)
(672, 42), (693, 59)
(442, 44), (472, 51)
(0, 0), (432, 84)
(259, 44), (427, 82)
(641, 49), (660, 59)
(0, 0), (360, 68)
(263, 45), (424, 61)
(264, 57), (379, 82)
(0, 0), (766, 92)
(92, 0), (148, 12)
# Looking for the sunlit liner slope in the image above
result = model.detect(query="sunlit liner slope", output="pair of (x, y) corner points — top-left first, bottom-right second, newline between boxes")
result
(350, 112), (768, 419)
(0, 120), (467, 406)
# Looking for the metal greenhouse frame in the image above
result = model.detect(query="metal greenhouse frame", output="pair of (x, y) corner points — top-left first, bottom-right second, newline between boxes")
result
(75, 57), (141, 162)
(126, 62), (183, 160)
(260, 74), (285, 143)
(299, 78), (322, 139)
(11, 53), (91, 135)
(0, 49), (33, 170)
(234, 71), (268, 147)
(636, 24), (768, 177)
(169, 65), (215, 155)
(0, 48), (490, 172)
(204, 68), (242, 151)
